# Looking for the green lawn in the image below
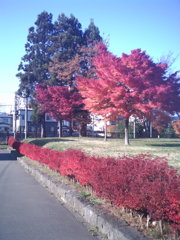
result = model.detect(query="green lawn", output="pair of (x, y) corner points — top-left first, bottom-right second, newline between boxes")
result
(24, 137), (180, 168)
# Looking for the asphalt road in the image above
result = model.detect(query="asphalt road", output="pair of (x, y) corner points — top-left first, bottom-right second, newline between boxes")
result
(0, 149), (96, 240)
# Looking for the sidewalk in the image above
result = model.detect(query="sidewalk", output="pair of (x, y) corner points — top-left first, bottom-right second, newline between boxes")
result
(0, 149), (97, 240)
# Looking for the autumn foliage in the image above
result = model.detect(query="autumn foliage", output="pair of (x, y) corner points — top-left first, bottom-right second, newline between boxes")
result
(35, 84), (91, 136)
(8, 136), (180, 230)
(77, 43), (179, 144)
(78, 44), (171, 118)
(35, 84), (83, 121)
(172, 120), (180, 137)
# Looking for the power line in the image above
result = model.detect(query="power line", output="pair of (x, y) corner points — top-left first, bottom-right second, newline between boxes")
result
(0, 104), (13, 107)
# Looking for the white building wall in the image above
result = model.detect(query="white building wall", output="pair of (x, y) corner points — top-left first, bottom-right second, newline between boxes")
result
(87, 114), (105, 132)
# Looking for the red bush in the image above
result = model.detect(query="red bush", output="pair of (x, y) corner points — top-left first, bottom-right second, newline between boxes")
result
(8, 136), (180, 228)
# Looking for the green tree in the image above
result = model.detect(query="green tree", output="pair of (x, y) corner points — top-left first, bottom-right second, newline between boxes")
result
(17, 12), (102, 137)
(49, 15), (102, 86)
(160, 123), (176, 138)
(83, 19), (102, 45)
(17, 11), (54, 137)
(52, 14), (83, 61)
(17, 11), (54, 95)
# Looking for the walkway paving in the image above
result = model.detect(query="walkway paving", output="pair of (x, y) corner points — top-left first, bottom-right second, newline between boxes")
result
(0, 149), (96, 240)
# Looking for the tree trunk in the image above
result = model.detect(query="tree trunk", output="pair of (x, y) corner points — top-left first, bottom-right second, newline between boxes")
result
(104, 121), (107, 141)
(40, 123), (44, 138)
(159, 220), (163, 235)
(79, 126), (82, 137)
(80, 122), (87, 137)
(24, 98), (28, 139)
(40, 113), (46, 138)
(133, 119), (136, 139)
(150, 121), (152, 138)
(124, 119), (129, 145)
(69, 120), (73, 137)
(78, 124), (82, 137)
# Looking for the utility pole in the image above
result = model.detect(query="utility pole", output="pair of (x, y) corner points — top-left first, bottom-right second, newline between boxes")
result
(24, 97), (28, 139)
(13, 94), (18, 138)
(21, 88), (29, 140)
(133, 118), (136, 139)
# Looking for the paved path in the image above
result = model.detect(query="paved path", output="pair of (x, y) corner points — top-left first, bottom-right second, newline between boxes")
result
(0, 149), (96, 240)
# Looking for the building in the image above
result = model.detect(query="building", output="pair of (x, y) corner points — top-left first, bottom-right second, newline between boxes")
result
(87, 114), (119, 137)
(0, 112), (13, 144)
(14, 109), (70, 138)
(0, 112), (13, 133)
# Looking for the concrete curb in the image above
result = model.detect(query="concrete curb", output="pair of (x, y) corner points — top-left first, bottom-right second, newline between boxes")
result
(18, 157), (151, 240)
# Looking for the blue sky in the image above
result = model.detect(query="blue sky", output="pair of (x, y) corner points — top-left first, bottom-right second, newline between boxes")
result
(0, 0), (179, 112)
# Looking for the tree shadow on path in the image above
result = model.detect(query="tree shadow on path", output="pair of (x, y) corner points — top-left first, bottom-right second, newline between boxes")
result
(28, 138), (75, 147)
(148, 143), (180, 148)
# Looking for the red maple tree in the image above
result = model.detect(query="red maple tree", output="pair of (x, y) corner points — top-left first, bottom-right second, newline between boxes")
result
(77, 43), (174, 144)
(35, 84), (86, 137)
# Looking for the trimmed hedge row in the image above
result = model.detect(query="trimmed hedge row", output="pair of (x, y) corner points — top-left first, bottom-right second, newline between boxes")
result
(8, 137), (180, 229)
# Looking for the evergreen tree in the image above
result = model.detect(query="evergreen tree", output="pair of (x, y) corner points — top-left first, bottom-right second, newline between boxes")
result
(17, 11), (54, 137)
(80, 19), (102, 79)
(83, 19), (102, 45)
(48, 14), (84, 86)
(49, 18), (102, 85)
(52, 14), (83, 62)
(17, 11), (54, 97)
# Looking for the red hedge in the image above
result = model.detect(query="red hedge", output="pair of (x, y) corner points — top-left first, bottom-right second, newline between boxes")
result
(8, 137), (180, 228)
